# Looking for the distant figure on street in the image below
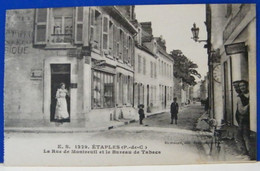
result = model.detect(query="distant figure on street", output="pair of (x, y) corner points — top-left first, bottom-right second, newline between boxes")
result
(170, 97), (179, 124)
(236, 80), (250, 155)
(138, 104), (145, 125)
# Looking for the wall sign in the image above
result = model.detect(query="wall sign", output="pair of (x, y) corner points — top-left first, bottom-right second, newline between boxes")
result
(70, 83), (77, 88)
(224, 42), (246, 55)
(31, 69), (42, 80)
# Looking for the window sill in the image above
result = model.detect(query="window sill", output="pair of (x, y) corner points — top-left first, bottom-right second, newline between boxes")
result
(92, 49), (101, 55)
(45, 44), (76, 50)
(105, 54), (115, 60)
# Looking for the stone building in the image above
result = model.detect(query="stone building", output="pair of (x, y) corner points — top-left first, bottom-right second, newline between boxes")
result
(206, 4), (256, 134)
(4, 6), (137, 128)
(133, 22), (174, 113)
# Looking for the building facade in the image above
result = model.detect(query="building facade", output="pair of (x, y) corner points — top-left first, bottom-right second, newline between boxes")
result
(207, 4), (256, 133)
(133, 22), (174, 114)
(4, 6), (137, 127)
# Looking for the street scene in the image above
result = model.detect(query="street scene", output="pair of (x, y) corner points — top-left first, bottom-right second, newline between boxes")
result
(4, 4), (257, 165)
(5, 103), (251, 166)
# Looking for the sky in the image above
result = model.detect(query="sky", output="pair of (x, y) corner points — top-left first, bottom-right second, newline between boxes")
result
(135, 4), (208, 81)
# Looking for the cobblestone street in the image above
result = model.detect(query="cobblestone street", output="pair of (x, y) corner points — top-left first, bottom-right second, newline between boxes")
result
(5, 103), (252, 166)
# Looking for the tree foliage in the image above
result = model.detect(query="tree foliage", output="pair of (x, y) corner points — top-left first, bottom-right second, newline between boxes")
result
(170, 50), (201, 86)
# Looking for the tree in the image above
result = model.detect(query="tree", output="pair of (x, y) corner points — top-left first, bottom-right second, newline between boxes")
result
(170, 50), (201, 86)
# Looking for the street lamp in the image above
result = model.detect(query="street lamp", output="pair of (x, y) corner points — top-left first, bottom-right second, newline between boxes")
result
(191, 23), (207, 43)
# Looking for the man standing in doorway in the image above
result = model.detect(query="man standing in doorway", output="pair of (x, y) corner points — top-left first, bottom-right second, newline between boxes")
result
(233, 80), (242, 124)
(236, 80), (250, 155)
(170, 97), (179, 124)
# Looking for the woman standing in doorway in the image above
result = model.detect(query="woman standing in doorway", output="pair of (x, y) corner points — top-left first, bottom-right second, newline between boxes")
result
(55, 82), (69, 124)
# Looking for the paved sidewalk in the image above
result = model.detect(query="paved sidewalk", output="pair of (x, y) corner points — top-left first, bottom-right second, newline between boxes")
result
(195, 112), (252, 161)
(5, 106), (188, 133)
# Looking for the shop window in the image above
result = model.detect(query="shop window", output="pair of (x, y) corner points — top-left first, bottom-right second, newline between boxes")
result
(117, 73), (123, 106)
(92, 70), (115, 108)
(34, 7), (83, 46)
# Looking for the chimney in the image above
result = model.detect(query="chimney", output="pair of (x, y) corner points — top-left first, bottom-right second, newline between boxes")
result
(140, 22), (153, 35)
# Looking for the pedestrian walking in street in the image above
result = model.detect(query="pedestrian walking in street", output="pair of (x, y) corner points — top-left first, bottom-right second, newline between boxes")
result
(235, 80), (250, 155)
(138, 104), (145, 125)
(170, 97), (179, 124)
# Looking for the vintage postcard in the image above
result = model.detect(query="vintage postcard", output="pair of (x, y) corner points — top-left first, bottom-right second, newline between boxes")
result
(4, 4), (257, 166)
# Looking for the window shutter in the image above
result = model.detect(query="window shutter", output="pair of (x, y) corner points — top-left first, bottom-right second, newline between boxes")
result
(83, 7), (90, 47)
(109, 21), (113, 55)
(131, 38), (135, 66)
(74, 7), (84, 44)
(34, 8), (49, 45)
(102, 15), (109, 51)
(89, 8), (95, 43)
(112, 25), (116, 57)
(154, 63), (157, 78)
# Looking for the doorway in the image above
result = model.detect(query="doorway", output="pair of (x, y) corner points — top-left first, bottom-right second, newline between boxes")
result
(50, 64), (71, 122)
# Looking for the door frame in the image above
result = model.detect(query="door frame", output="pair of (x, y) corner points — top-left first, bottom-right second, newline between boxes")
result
(43, 56), (77, 122)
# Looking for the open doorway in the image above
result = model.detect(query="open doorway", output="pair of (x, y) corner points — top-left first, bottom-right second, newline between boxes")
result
(50, 64), (71, 122)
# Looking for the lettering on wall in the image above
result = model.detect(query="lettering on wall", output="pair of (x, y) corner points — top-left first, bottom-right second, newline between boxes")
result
(5, 9), (34, 55)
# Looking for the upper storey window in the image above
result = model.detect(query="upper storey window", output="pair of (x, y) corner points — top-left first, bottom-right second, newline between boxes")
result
(34, 7), (84, 46)
(51, 8), (73, 44)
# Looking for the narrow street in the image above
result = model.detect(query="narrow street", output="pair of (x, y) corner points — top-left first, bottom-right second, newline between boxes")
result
(5, 103), (215, 166)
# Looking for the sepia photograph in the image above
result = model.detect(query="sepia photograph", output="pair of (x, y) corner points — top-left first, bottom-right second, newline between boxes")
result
(3, 4), (257, 166)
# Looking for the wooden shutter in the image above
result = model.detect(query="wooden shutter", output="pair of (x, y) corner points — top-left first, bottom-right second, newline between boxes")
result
(34, 8), (49, 45)
(89, 8), (95, 42)
(83, 7), (90, 46)
(131, 38), (135, 66)
(102, 15), (109, 51)
(74, 7), (84, 44)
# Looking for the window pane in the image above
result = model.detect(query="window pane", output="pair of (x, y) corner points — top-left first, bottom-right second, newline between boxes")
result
(37, 9), (47, 22)
(92, 71), (114, 108)
(53, 8), (73, 17)
(76, 24), (83, 42)
(103, 17), (108, 33)
(64, 17), (73, 34)
(103, 34), (108, 50)
(36, 25), (46, 42)
(77, 7), (83, 22)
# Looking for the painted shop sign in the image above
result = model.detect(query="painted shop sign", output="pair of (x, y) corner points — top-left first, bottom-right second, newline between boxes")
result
(224, 42), (246, 55)
(67, 47), (91, 58)
(5, 10), (34, 55)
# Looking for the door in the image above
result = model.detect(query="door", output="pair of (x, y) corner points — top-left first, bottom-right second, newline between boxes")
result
(50, 64), (71, 122)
